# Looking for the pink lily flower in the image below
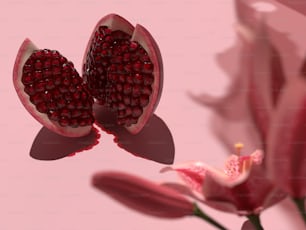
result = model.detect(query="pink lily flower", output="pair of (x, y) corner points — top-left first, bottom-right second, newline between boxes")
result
(91, 171), (194, 218)
(162, 145), (286, 215)
(194, 0), (306, 200)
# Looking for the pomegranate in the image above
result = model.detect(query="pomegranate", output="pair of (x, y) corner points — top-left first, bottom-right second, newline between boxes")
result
(83, 14), (163, 134)
(13, 39), (95, 137)
(13, 14), (163, 137)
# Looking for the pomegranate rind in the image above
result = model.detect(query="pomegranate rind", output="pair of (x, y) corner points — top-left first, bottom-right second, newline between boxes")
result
(13, 38), (92, 137)
(128, 24), (163, 134)
(83, 14), (163, 134)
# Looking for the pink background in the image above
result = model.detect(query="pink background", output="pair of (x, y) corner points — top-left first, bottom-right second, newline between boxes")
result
(1, 0), (305, 229)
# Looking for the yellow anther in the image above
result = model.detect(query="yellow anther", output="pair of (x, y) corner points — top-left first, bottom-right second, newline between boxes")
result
(234, 142), (244, 156)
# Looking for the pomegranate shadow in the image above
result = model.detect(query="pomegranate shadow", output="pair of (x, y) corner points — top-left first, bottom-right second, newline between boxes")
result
(94, 105), (175, 164)
(30, 127), (100, 160)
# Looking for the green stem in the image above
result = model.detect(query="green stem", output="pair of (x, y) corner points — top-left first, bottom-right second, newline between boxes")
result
(247, 214), (264, 230)
(193, 203), (228, 230)
(292, 197), (306, 225)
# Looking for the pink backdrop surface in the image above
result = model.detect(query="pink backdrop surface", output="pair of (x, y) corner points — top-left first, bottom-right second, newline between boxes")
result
(0, 0), (305, 229)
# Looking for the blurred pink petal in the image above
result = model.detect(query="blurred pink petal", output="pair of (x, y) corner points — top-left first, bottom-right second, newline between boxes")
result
(161, 161), (210, 195)
(92, 171), (194, 218)
(267, 78), (306, 198)
(160, 182), (205, 203)
(237, 20), (285, 142)
(203, 163), (285, 215)
(276, 0), (306, 16)
(235, 0), (302, 81)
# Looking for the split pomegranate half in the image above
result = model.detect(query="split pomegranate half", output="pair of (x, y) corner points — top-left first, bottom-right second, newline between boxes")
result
(13, 14), (163, 137)
(13, 39), (95, 137)
(82, 14), (163, 134)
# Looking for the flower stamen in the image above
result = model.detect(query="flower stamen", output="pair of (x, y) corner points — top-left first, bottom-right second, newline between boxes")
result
(234, 142), (244, 156)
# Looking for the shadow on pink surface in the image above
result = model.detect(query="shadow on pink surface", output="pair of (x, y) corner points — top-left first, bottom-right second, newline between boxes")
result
(94, 104), (175, 164)
(29, 105), (174, 163)
(30, 126), (100, 160)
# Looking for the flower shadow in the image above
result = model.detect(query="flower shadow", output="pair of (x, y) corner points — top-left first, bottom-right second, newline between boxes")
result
(93, 104), (175, 165)
(30, 127), (100, 160)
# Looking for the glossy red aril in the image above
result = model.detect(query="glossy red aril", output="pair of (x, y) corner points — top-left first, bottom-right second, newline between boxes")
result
(83, 14), (163, 134)
(13, 39), (94, 137)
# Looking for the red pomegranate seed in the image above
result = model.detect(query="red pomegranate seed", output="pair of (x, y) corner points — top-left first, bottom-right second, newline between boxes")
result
(132, 107), (143, 118)
(60, 109), (71, 118)
(47, 101), (57, 110)
(72, 110), (82, 118)
(143, 75), (154, 85)
(48, 111), (59, 121)
(42, 91), (52, 101)
(70, 118), (79, 128)
(131, 98), (139, 106)
(132, 85), (141, 97)
(125, 107), (132, 116)
(30, 94), (43, 104)
(59, 117), (69, 127)
(22, 73), (34, 85)
(37, 102), (48, 113)
(24, 85), (36, 95)
(134, 74), (143, 84)
(140, 95), (149, 107)
(34, 61), (42, 70)
(142, 86), (152, 95)
(44, 60), (51, 69)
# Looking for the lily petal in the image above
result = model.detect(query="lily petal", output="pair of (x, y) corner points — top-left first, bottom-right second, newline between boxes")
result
(203, 164), (285, 215)
(92, 171), (194, 218)
(161, 161), (222, 195)
(237, 18), (285, 142)
(276, 0), (306, 16)
(161, 182), (205, 203)
(267, 77), (306, 198)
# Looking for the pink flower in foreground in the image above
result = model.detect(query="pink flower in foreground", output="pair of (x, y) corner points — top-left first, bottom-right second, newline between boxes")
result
(190, 1), (290, 156)
(195, 1), (306, 200)
(163, 145), (285, 215)
(267, 77), (306, 198)
(91, 171), (194, 218)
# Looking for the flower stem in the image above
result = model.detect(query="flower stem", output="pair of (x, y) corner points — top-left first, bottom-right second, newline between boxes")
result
(247, 214), (264, 230)
(193, 203), (228, 230)
(292, 197), (306, 224)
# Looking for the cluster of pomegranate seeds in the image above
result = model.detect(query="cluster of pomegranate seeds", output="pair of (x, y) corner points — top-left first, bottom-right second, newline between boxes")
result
(22, 49), (94, 127)
(83, 26), (155, 126)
